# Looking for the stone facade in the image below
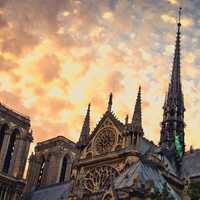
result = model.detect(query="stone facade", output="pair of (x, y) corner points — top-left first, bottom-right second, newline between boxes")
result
(0, 103), (33, 200)
(24, 136), (77, 196)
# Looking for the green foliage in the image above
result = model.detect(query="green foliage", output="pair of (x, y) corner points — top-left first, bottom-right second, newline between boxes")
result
(187, 182), (200, 200)
(151, 183), (175, 200)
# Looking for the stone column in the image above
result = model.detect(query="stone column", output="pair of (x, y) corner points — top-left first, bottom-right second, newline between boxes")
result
(41, 154), (50, 186)
(9, 134), (23, 177)
(9, 133), (31, 178)
(0, 129), (11, 171)
(12, 191), (20, 200)
(0, 185), (5, 199)
(46, 153), (56, 185)
(47, 152), (63, 184)
(3, 187), (8, 200)
(56, 153), (65, 183)
(25, 155), (41, 193)
(65, 154), (73, 182)
(18, 137), (31, 178)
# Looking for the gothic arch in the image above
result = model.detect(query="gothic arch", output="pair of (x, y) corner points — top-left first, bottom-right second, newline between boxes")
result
(103, 194), (113, 200)
(3, 128), (20, 173)
(59, 155), (68, 183)
(0, 124), (8, 152)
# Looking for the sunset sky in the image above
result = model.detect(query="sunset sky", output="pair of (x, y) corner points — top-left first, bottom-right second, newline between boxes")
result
(0, 0), (199, 151)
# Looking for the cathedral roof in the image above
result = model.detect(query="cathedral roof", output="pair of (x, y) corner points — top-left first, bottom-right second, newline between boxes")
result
(181, 149), (200, 178)
(29, 181), (73, 200)
(0, 102), (30, 129)
(138, 137), (157, 155)
(35, 136), (76, 152)
(114, 159), (181, 199)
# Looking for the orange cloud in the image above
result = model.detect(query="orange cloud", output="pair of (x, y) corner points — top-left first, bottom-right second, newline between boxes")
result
(0, 0), (199, 151)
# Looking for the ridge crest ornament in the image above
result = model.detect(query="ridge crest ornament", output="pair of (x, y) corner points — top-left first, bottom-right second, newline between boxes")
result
(95, 128), (116, 154)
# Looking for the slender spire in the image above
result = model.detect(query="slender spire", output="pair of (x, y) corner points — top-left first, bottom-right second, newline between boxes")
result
(77, 104), (90, 149)
(132, 86), (143, 135)
(169, 7), (182, 101)
(107, 93), (113, 112)
(160, 8), (185, 166)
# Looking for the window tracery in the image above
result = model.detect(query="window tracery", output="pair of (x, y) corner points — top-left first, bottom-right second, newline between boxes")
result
(83, 166), (118, 193)
(95, 128), (115, 154)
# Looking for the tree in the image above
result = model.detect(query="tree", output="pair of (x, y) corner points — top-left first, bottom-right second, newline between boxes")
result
(187, 182), (200, 200)
(151, 183), (175, 200)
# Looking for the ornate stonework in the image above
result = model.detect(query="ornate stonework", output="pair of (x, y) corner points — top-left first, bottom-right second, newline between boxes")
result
(95, 128), (116, 155)
(83, 166), (118, 193)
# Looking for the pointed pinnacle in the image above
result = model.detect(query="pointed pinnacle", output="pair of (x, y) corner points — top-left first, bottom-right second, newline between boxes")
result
(125, 114), (129, 125)
(107, 93), (113, 112)
(78, 103), (90, 148)
(132, 86), (142, 128)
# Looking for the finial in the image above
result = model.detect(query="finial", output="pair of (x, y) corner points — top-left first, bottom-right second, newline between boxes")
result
(107, 93), (113, 112)
(178, 7), (182, 27)
(87, 103), (91, 112)
(139, 85), (141, 94)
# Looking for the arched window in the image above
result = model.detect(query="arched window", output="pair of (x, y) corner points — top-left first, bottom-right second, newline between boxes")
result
(37, 156), (46, 187)
(0, 124), (8, 152)
(3, 129), (19, 173)
(59, 155), (68, 183)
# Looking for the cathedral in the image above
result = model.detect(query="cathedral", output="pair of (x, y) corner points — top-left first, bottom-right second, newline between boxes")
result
(0, 8), (200, 200)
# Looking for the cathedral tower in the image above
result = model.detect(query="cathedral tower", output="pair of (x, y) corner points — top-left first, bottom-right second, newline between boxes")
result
(0, 103), (33, 199)
(160, 8), (185, 167)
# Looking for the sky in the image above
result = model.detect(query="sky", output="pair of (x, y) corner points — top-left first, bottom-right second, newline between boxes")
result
(0, 0), (200, 151)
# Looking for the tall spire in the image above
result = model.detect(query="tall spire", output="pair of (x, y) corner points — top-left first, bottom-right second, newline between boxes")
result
(160, 8), (185, 166)
(132, 86), (143, 136)
(77, 104), (90, 149)
(107, 93), (113, 112)
(169, 7), (182, 101)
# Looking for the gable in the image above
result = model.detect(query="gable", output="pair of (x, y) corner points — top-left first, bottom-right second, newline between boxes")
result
(80, 111), (125, 159)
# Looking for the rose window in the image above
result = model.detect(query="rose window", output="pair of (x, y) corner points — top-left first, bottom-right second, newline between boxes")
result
(95, 128), (115, 154)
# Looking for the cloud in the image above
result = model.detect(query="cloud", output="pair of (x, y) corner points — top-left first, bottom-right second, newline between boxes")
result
(0, 0), (199, 150)
(167, 0), (178, 5)
(36, 54), (60, 82)
(106, 71), (124, 94)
